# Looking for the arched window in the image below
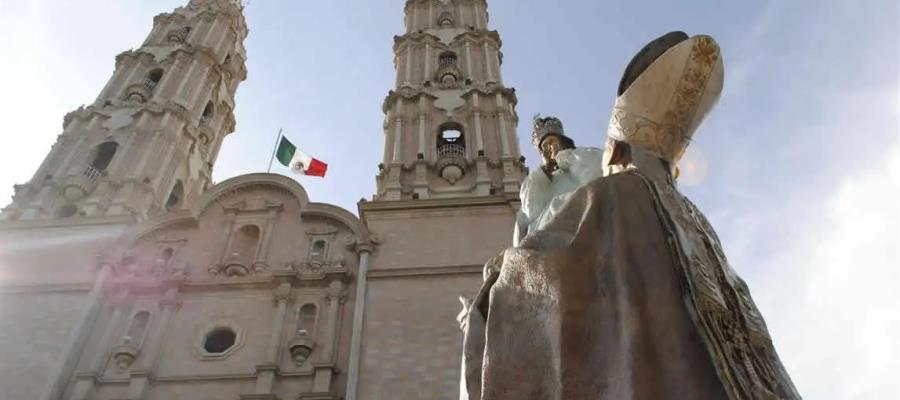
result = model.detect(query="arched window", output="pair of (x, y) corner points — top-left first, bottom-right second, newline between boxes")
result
(125, 311), (151, 346)
(90, 141), (118, 172)
(165, 180), (184, 211)
(230, 224), (261, 263)
(200, 101), (214, 124)
(297, 304), (318, 337)
(145, 69), (163, 91)
(437, 124), (466, 158)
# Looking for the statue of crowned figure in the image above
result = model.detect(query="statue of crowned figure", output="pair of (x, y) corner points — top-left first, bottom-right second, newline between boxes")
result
(514, 115), (605, 245)
(459, 32), (801, 400)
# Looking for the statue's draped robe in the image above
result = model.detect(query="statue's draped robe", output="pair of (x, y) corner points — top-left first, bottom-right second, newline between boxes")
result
(461, 167), (800, 400)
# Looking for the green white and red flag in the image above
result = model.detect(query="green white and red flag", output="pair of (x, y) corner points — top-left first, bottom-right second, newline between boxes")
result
(275, 136), (327, 177)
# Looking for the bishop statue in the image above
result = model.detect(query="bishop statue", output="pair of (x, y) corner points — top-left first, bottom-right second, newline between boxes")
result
(459, 32), (801, 400)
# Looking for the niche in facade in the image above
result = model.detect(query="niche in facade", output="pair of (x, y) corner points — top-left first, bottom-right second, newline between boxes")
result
(200, 101), (214, 125)
(295, 225), (345, 275)
(112, 310), (150, 371)
(221, 224), (261, 277)
(165, 180), (184, 211)
(211, 200), (284, 278)
(126, 311), (151, 345)
(289, 303), (318, 366)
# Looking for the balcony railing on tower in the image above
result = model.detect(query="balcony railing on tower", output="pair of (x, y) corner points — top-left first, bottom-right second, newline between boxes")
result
(437, 143), (466, 158)
(143, 78), (158, 92)
(82, 165), (103, 182)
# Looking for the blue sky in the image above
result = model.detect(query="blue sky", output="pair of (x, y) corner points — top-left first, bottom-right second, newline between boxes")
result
(0, 0), (897, 398)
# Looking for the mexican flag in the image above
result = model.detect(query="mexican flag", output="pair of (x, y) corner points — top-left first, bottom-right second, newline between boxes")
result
(275, 136), (328, 177)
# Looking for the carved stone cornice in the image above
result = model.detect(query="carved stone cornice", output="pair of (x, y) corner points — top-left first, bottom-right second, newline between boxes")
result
(63, 100), (196, 132)
(393, 31), (443, 51)
(344, 234), (380, 255)
(381, 88), (438, 114)
(159, 289), (182, 310)
(324, 289), (348, 305)
(453, 30), (502, 48)
(273, 285), (295, 304)
(381, 84), (516, 114)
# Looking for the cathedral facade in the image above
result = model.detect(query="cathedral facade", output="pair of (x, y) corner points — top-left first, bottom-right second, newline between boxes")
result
(0, 1), (523, 399)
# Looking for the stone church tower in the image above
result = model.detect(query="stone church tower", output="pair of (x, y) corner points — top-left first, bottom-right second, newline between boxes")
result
(1, 0), (245, 224)
(0, 1), (522, 399)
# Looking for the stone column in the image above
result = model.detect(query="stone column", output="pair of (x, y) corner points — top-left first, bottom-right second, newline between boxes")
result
(174, 60), (199, 101)
(213, 27), (231, 55)
(254, 206), (282, 269)
(200, 17), (220, 47)
(39, 263), (113, 400)
(68, 289), (130, 400)
(312, 280), (347, 393)
(151, 54), (186, 101)
(217, 211), (237, 265)
(127, 288), (180, 400)
(484, 42), (495, 82)
(322, 281), (346, 362)
(404, 44), (413, 85)
(392, 117), (403, 162)
(464, 42), (474, 78)
(345, 244), (373, 400)
(424, 43), (432, 81)
(496, 93), (510, 157)
(417, 112), (427, 157)
(254, 283), (293, 395)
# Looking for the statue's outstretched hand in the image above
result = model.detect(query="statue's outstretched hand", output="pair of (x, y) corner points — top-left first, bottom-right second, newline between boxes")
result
(554, 148), (576, 171)
(457, 296), (473, 332)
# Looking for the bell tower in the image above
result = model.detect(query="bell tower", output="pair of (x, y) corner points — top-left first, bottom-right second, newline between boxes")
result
(0, 0), (248, 223)
(375, 0), (526, 201)
(354, 1), (524, 399)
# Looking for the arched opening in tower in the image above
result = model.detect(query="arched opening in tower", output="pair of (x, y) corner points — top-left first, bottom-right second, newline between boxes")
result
(89, 141), (119, 172)
(437, 123), (466, 157)
(165, 180), (184, 211)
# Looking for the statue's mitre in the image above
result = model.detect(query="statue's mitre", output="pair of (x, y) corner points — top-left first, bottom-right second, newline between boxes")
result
(607, 32), (724, 162)
(531, 115), (566, 147)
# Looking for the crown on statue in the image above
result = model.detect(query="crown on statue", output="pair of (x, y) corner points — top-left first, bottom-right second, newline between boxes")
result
(531, 115), (566, 148)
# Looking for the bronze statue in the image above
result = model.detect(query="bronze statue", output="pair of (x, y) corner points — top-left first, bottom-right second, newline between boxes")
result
(459, 32), (801, 400)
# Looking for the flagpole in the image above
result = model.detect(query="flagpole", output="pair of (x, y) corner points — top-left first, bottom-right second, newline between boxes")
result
(266, 128), (283, 173)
